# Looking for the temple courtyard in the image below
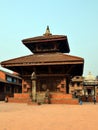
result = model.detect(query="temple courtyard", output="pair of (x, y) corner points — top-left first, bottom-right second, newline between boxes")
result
(0, 102), (98, 130)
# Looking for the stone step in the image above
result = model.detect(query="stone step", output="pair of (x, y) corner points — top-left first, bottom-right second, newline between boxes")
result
(51, 98), (78, 104)
(8, 97), (30, 103)
(51, 93), (72, 99)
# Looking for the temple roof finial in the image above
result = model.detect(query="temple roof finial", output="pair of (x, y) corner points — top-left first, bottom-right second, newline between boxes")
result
(43, 26), (52, 36)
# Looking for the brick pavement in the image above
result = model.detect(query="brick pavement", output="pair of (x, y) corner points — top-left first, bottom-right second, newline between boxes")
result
(0, 101), (98, 130)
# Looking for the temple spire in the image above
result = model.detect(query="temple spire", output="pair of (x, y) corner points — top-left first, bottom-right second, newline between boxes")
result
(43, 26), (52, 36)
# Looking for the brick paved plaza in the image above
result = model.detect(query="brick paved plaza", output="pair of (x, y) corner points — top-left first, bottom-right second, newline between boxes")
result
(0, 102), (98, 130)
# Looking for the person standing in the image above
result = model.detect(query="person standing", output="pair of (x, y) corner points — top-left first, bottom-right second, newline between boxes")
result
(45, 89), (51, 104)
(93, 96), (96, 104)
(79, 96), (83, 105)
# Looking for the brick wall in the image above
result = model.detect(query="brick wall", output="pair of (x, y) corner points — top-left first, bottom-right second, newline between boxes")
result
(51, 98), (78, 104)
(8, 92), (79, 104)
(51, 93), (72, 99)
(22, 79), (31, 93)
(50, 93), (78, 104)
(8, 93), (30, 103)
(0, 71), (5, 80)
(14, 93), (29, 98)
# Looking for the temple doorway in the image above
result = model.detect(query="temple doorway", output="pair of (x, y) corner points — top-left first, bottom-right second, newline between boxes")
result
(87, 88), (94, 96)
(36, 76), (68, 93)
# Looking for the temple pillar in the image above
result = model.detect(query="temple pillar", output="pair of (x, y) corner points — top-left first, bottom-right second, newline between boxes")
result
(66, 76), (70, 94)
(31, 72), (37, 102)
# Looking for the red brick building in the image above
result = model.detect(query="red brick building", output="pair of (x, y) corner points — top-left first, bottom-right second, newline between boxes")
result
(0, 70), (22, 100)
(1, 26), (84, 104)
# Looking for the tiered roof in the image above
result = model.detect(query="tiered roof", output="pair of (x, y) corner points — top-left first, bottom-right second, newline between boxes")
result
(22, 26), (70, 53)
(1, 26), (84, 75)
(1, 53), (84, 67)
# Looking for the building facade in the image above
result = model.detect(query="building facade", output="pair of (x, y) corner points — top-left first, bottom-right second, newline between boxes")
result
(0, 70), (22, 100)
(1, 27), (84, 104)
(69, 76), (84, 98)
(83, 72), (98, 102)
(69, 72), (98, 102)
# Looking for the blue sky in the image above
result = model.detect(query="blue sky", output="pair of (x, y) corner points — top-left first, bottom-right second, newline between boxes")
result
(0, 0), (98, 76)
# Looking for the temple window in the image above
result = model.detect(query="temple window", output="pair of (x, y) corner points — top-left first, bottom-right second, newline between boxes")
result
(61, 84), (65, 88)
(71, 83), (74, 87)
(23, 84), (27, 89)
(77, 82), (80, 86)
(36, 43), (55, 52)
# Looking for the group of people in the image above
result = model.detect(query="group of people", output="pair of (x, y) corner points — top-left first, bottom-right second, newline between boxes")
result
(79, 96), (97, 105)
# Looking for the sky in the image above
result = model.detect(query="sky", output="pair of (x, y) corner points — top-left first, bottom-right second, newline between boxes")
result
(0, 0), (98, 77)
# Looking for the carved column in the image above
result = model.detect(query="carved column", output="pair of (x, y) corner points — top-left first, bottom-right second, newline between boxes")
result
(31, 72), (37, 102)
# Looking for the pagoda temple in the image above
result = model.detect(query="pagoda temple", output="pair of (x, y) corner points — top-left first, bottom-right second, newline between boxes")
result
(1, 26), (84, 104)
